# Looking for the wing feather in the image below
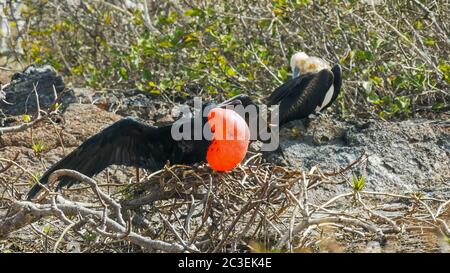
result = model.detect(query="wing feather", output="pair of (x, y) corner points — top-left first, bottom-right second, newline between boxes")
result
(277, 69), (334, 125)
(27, 118), (174, 199)
(267, 73), (316, 106)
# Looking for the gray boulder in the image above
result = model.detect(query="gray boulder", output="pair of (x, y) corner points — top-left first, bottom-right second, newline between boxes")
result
(266, 117), (450, 202)
(0, 65), (65, 115)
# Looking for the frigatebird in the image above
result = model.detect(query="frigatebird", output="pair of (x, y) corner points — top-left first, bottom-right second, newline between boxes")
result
(267, 52), (342, 125)
(26, 97), (254, 199)
(27, 53), (343, 199)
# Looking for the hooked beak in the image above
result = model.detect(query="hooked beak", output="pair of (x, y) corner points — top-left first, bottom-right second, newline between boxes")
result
(292, 67), (301, 78)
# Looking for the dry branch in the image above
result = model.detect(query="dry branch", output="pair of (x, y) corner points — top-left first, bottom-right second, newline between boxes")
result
(0, 154), (448, 253)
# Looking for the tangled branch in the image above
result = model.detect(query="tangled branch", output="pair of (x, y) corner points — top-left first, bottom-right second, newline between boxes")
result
(0, 153), (448, 253)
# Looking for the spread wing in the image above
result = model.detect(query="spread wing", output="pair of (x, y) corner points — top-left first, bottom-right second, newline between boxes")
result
(27, 118), (174, 199)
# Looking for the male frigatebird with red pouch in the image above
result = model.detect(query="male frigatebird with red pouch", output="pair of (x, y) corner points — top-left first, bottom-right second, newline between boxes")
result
(27, 52), (343, 199)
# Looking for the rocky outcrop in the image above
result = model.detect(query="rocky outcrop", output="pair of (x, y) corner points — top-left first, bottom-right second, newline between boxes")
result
(267, 117), (449, 201)
(0, 65), (65, 115)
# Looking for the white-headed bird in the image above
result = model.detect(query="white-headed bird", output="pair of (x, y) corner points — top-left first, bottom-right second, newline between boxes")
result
(268, 51), (342, 125)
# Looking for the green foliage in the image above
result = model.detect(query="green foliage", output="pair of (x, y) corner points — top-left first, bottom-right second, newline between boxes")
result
(42, 224), (52, 234)
(84, 233), (98, 242)
(352, 174), (366, 192)
(413, 192), (424, 200)
(438, 62), (450, 84)
(30, 172), (41, 184)
(52, 102), (61, 112)
(32, 140), (45, 157)
(423, 37), (436, 47)
(5, 0), (448, 119)
(22, 114), (31, 123)
(355, 50), (374, 62)
(444, 235), (450, 245)
(368, 92), (411, 119)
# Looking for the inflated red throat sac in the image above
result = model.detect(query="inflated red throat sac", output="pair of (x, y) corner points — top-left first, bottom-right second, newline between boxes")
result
(206, 108), (250, 172)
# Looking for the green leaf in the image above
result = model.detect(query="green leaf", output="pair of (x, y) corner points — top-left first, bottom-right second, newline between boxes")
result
(31, 172), (42, 183)
(22, 114), (31, 123)
(391, 75), (409, 89)
(119, 67), (128, 80)
(423, 37), (436, 46)
(142, 69), (151, 81)
(159, 12), (178, 24)
(432, 102), (445, 110)
(438, 62), (450, 83)
(415, 20), (423, 30)
(367, 91), (382, 105)
(184, 8), (203, 17)
(355, 50), (374, 61)
(352, 174), (366, 191)
(183, 32), (199, 43)
(85, 233), (97, 242)
(277, 68), (288, 81)
(225, 66), (237, 77)
(53, 102), (61, 111)
(43, 224), (52, 234)
(395, 96), (411, 111)
(158, 41), (173, 48)
(413, 192), (424, 200)
(443, 235), (450, 244)
(438, 62), (450, 73)
(370, 76), (383, 86)
(32, 140), (45, 155)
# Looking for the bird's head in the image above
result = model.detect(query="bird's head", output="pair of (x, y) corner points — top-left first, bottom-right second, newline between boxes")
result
(306, 56), (331, 73)
(290, 52), (331, 78)
(290, 52), (309, 78)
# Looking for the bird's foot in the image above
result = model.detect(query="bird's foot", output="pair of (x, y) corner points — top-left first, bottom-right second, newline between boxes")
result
(305, 112), (329, 130)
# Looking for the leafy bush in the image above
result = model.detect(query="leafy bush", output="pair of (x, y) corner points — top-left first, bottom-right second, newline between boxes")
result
(2, 0), (449, 119)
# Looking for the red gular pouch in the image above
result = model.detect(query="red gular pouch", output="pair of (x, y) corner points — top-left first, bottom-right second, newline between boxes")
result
(206, 108), (250, 172)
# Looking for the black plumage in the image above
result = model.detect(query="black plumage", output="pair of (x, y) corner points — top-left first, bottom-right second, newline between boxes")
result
(27, 63), (343, 199)
(320, 65), (342, 111)
(27, 108), (213, 199)
(27, 97), (258, 199)
(267, 64), (342, 125)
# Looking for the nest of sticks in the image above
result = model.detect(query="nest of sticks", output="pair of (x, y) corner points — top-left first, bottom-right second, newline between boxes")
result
(0, 152), (449, 253)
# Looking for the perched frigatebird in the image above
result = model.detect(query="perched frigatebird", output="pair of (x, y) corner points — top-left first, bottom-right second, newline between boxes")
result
(267, 52), (342, 125)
